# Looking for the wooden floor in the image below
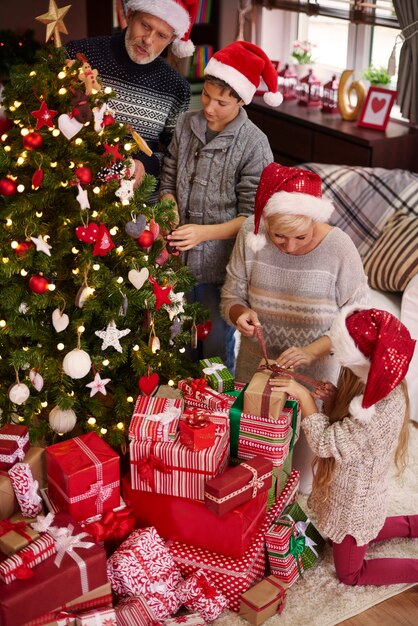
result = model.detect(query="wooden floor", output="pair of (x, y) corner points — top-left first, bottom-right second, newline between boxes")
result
(337, 585), (418, 625)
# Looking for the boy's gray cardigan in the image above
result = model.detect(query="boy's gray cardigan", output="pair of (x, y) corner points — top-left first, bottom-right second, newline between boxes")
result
(160, 108), (273, 284)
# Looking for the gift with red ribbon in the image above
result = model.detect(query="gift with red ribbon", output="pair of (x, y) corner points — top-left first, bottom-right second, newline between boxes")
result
(130, 413), (229, 500)
(107, 527), (182, 621)
(0, 424), (30, 471)
(178, 377), (234, 412)
(129, 396), (183, 442)
(46, 432), (120, 522)
(82, 507), (135, 556)
(244, 359), (287, 420)
(239, 575), (288, 625)
(0, 532), (56, 584)
(177, 569), (228, 621)
(179, 408), (216, 451)
(204, 456), (273, 516)
(0, 513), (39, 556)
(115, 595), (159, 626)
(9, 462), (43, 518)
(74, 606), (116, 625)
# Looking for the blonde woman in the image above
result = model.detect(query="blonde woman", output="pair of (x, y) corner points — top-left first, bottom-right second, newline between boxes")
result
(269, 308), (418, 586)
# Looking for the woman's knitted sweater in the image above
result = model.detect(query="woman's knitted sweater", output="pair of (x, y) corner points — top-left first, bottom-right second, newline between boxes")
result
(220, 216), (369, 383)
(302, 385), (405, 545)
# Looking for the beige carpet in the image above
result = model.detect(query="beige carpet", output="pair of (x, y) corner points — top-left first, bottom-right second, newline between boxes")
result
(213, 423), (418, 626)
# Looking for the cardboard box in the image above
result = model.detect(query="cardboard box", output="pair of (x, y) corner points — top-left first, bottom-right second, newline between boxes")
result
(243, 359), (286, 420)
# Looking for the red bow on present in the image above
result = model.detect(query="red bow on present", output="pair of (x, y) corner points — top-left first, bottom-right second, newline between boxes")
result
(190, 377), (207, 395)
(83, 508), (135, 542)
(196, 573), (217, 599)
(184, 408), (211, 429)
(137, 454), (171, 490)
(9, 552), (35, 581)
(0, 519), (33, 542)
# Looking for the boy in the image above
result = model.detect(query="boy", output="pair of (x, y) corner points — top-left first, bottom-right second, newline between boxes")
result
(160, 41), (282, 371)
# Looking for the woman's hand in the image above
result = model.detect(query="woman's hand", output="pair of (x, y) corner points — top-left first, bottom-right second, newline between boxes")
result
(235, 310), (260, 337)
(166, 224), (207, 251)
(276, 346), (317, 369)
(132, 159), (146, 189)
(269, 377), (317, 417)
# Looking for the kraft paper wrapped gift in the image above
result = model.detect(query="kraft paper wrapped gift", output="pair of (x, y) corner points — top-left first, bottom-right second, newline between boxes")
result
(0, 513), (39, 556)
(129, 396), (183, 442)
(122, 473), (267, 558)
(0, 424), (30, 471)
(0, 532), (56, 584)
(204, 455), (273, 516)
(164, 615), (206, 625)
(239, 575), (287, 625)
(243, 360), (287, 420)
(199, 357), (234, 392)
(46, 432), (120, 522)
(1, 446), (46, 521)
(0, 513), (108, 626)
(168, 470), (299, 612)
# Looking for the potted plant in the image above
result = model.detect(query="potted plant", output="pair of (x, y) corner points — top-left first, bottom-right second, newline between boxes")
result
(362, 65), (391, 87)
(291, 40), (316, 79)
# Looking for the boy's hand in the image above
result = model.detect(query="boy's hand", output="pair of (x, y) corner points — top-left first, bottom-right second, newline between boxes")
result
(166, 224), (206, 250)
(236, 310), (260, 337)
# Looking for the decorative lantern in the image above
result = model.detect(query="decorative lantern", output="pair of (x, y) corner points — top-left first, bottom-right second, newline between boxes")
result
(322, 75), (339, 113)
(278, 64), (297, 100)
(297, 69), (322, 108)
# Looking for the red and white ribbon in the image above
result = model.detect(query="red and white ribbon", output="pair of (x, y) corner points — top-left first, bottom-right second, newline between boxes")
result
(205, 465), (272, 505)
(136, 406), (181, 441)
(0, 432), (29, 464)
(8, 462), (43, 517)
(49, 523), (94, 594)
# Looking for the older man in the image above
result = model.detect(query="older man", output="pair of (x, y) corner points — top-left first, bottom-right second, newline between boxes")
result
(66, 0), (197, 188)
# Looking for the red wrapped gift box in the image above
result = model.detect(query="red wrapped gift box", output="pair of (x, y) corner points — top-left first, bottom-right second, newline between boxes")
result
(179, 409), (216, 451)
(0, 425), (30, 471)
(130, 413), (229, 500)
(0, 532), (56, 584)
(265, 518), (304, 586)
(178, 378), (233, 412)
(168, 470), (300, 612)
(115, 595), (158, 626)
(204, 455), (273, 516)
(122, 473), (267, 558)
(107, 527), (182, 621)
(46, 432), (120, 522)
(177, 569), (228, 621)
(129, 396), (183, 442)
(0, 513), (108, 626)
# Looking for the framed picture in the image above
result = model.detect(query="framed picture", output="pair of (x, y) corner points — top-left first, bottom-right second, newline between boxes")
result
(357, 87), (397, 131)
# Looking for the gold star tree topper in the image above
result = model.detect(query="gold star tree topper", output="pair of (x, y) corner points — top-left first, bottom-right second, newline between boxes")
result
(36, 0), (71, 48)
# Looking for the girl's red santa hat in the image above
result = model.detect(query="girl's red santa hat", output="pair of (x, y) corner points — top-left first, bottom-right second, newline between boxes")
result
(126, 0), (197, 58)
(329, 307), (416, 422)
(204, 41), (283, 107)
(247, 163), (335, 252)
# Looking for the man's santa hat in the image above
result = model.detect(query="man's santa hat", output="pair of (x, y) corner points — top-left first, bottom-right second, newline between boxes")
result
(204, 41), (283, 107)
(126, 0), (197, 58)
(329, 307), (416, 422)
(247, 163), (335, 252)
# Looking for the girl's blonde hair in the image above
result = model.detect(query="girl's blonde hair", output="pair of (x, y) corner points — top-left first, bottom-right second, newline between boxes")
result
(264, 212), (313, 236)
(312, 366), (410, 502)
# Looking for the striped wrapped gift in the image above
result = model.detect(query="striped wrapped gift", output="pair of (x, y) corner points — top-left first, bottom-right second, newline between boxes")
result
(0, 533), (56, 584)
(129, 396), (183, 442)
(265, 518), (304, 587)
(130, 413), (229, 500)
(278, 501), (325, 571)
(178, 377), (235, 412)
(168, 470), (300, 612)
(115, 596), (158, 626)
(199, 357), (234, 392)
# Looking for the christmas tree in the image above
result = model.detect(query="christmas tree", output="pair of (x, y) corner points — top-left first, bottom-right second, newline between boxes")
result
(0, 45), (206, 447)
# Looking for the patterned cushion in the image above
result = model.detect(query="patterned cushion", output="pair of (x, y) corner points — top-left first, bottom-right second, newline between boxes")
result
(300, 164), (418, 257)
(363, 212), (418, 292)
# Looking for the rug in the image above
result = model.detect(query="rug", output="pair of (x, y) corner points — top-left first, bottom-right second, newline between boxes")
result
(213, 423), (418, 626)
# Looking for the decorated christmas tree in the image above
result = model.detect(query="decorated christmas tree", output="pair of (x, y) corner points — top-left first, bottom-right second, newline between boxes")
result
(0, 44), (206, 447)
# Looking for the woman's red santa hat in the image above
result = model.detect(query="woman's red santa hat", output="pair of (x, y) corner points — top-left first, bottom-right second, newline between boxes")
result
(204, 41), (283, 107)
(126, 0), (197, 58)
(329, 307), (416, 422)
(247, 163), (335, 252)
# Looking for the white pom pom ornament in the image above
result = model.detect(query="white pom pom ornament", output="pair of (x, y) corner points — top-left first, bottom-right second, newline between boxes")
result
(62, 348), (91, 379)
(8, 383), (30, 405)
(49, 406), (77, 433)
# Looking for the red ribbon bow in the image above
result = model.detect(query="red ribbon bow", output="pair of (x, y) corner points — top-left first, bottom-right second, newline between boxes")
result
(137, 454), (171, 490)
(84, 508), (135, 542)
(0, 519), (33, 542)
(10, 552), (35, 580)
(190, 377), (207, 395)
(184, 408), (211, 429)
(197, 574), (217, 599)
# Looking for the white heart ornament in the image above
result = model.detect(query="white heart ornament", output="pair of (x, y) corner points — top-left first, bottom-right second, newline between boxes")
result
(52, 308), (69, 332)
(128, 268), (149, 290)
(30, 369), (44, 392)
(58, 114), (83, 140)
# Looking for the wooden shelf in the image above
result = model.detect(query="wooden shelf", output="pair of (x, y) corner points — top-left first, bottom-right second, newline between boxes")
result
(246, 96), (418, 172)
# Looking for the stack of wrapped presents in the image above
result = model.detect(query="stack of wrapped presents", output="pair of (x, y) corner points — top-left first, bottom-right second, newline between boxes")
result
(0, 356), (325, 626)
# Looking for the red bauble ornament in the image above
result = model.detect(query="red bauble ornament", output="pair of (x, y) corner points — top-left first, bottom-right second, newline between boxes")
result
(29, 274), (49, 294)
(196, 320), (212, 340)
(23, 132), (43, 150)
(0, 177), (18, 196)
(137, 230), (155, 249)
(32, 168), (44, 190)
(75, 166), (93, 185)
(15, 241), (34, 257)
(138, 372), (159, 396)
(102, 113), (115, 127)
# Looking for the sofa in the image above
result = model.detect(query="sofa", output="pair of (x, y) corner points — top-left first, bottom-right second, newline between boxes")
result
(301, 163), (418, 423)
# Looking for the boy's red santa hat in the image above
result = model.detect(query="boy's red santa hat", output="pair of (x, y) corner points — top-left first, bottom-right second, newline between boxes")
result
(329, 307), (416, 422)
(247, 163), (334, 252)
(126, 0), (197, 58)
(204, 41), (283, 107)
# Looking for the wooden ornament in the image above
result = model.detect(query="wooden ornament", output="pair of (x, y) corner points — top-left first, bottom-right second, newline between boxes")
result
(337, 70), (367, 121)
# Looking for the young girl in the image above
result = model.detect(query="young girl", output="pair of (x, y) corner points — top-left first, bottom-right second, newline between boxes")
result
(270, 307), (418, 585)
